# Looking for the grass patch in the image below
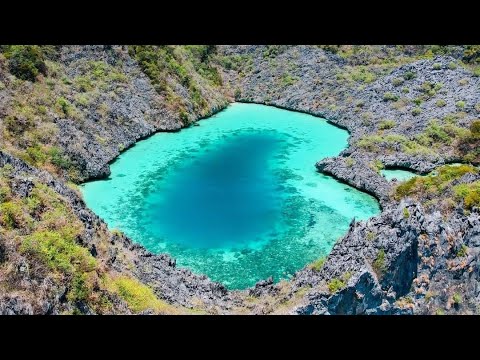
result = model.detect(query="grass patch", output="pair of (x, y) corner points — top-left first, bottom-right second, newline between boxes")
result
(106, 276), (179, 314)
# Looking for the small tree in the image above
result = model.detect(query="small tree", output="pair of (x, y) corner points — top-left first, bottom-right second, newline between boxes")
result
(5, 45), (47, 81)
(470, 120), (480, 138)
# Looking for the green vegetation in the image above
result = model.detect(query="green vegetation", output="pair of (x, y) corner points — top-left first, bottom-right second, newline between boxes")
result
(328, 278), (346, 293)
(373, 249), (386, 277)
(106, 276), (178, 314)
(127, 45), (221, 123)
(453, 181), (480, 210)
(21, 229), (95, 274)
(392, 77), (404, 86)
(457, 245), (468, 257)
(309, 257), (326, 271)
(371, 159), (384, 173)
(345, 157), (355, 167)
(436, 99), (446, 107)
(448, 62), (457, 70)
(433, 63), (442, 70)
(404, 71), (416, 80)
(412, 107), (421, 116)
(395, 165), (478, 205)
(378, 119), (396, 130)
(463, 46), (480, 63)
(262, 45), (288, 59)
(403, 207), (410, 218)
(281, 73), (297, 86)
(357, 133), (433, 156)
(456, 101), (466, 109)
(452, 293), (462, 305)
(383, 92), (399, 102)
(0, 173), (176, 314)
(2, 45), (47, 81)
(366, 231), (375, 241)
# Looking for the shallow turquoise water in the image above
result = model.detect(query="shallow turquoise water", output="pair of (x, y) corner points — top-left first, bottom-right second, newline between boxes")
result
(81, 103), (380, 289)
(381, 169), (419, 182)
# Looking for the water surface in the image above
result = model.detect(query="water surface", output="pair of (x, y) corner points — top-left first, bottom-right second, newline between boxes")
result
(81, 103), (380, 289)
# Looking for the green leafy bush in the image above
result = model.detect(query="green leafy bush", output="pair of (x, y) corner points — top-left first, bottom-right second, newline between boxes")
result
(328, 278), (346, 293)
(378, 119), (396, 130)
(309, 257), (326, 271)
(392, 77), (404, 87)
(436, 99), (446, 107)
(453, 181), (480, 210)
(412, 107), (421, 116)
(4, 45), (47, 81)
(383, 92), (399, 102)
(404, 71), (416, 80)
(373, 249), (386, 276)
(456, 101), (466, 109)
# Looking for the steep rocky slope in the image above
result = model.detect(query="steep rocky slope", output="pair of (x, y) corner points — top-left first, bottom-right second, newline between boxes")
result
(1, 45), (480, 314)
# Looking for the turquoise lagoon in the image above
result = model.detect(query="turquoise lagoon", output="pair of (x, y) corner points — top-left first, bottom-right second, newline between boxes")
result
(81, 103), (380, 289)
(381, 169), (420, 182)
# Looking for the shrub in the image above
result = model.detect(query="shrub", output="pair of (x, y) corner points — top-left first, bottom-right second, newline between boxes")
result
(350, 67), (376, 83)
(396, 165), (478, 200)
(458, 78), (469, 86)
(463, 45), (480, 63)
(20, 230), (95, 274)
(453, 181), (480, 210)
(404, 71), (416, 80)
(471, 120), (480, 137)
(281, 74), (297, 86)
(56, 97), (72, 116)
(413, 97), (422, 106)
(378, 119), (396, 130)
(372, 159), (384, 172)
(107, 276), (177, 314)
(403, 208), (410, 218)
(452, 293), (462, 305)
(383, 92), (398, 102)
(392, 77), (404, 87)
(432, 62), (442, 70)
(328, 278), (346, 293)
(456, 101), (466, 109)
(4, 45), (47, 81)
(234, 88), (242, 100)
(373, 249), (386, 276)
(412, 107), (421, 116)
(0, 201), (23, 229)
(448, 62), (457, 70)
(48, 147), (72, 170)
(436, 99), (446, 107)
(457, 245), (468, 257)
(401, 87), (410, 94)
(309, 257), (326, 271)
(345, 157), (355, 167)
(67, 273), (91, 302)
(4, 114), (33, 135)
(366, 231), (375, 241)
